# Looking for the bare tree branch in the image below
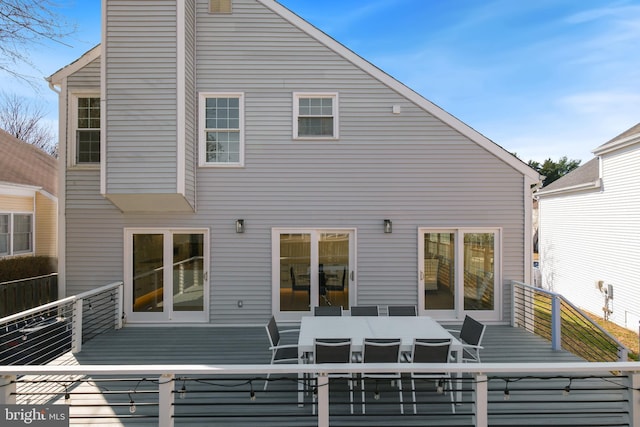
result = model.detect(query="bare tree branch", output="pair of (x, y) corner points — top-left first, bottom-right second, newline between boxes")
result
(0, 91), (57, 157)
(0, 0), (76, 85)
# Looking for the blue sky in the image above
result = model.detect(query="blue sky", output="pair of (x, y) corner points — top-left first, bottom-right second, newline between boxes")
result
(5, 0), (640, 163)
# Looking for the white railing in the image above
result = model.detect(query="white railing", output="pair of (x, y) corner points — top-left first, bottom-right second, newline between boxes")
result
(0, 281), (123, 364)
(512, 281), (629, 361)
(1, 362), (640, 427)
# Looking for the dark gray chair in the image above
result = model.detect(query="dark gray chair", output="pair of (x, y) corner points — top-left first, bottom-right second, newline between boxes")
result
(387, 305), (417, 316)
(264, 316), (300, 390)
(446, 315), (486, 362)
(360, 338), (404, 414)
(409, 338), (454, 414)
(314, 305), (343, 316)
(312, 338), (354, 414)
(350, 305), (379, 316)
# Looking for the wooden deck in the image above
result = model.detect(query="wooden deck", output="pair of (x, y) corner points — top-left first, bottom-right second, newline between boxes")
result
(20, 324), (632, 426)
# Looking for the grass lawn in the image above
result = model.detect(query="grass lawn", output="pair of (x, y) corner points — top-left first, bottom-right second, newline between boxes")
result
(585, 311), (639, 360)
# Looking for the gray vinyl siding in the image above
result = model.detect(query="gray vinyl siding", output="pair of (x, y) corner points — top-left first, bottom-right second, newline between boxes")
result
(104, 0), (178, 194)
(539, 145), (640, 330)
(183, 1), (197, 205)
(61, 0), (528, 324)
(67, 58), (100, 88)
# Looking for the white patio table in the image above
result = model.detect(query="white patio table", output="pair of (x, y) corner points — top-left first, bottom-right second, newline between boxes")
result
(297, 315), (462, 405)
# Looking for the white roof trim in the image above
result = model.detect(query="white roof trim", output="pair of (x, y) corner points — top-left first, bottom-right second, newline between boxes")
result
(593, 131), (640, 156)
(0, 181), (40, 197)
(47, 45), (101, 84)
(535, 178), (602, 198)
(259, 0), (539, 181)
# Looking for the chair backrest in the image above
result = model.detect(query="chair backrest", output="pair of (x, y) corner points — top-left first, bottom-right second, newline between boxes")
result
(314, 338), (352, 364)
(362, 338), (401, 363)
(412, 338), (451, 363)
(314, 306), (343, 316)
(265, 316), (280, 347)
(350, 305), (379, 316)
(459, 315), (486, 346)
(387, 305), (417, 316)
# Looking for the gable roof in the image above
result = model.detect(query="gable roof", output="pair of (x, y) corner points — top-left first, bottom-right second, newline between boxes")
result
(47, 1), (539, 183)
(0, 129), (58, 196)
(260, 0), (538, 182)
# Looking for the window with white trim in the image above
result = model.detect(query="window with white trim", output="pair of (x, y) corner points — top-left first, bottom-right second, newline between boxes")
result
(0, 213), (33, 256)
(293, 93), (338, 139)
(199, 93), (244, 166)
(72, 94), (101, 165)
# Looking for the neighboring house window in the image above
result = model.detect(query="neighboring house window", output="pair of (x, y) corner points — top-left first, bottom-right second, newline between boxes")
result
(0, 214), (8, 255)
(75, 95), (101, 165)
(199, 93), (244, 167)
(0, 213), (33, 256)
(293, 93), (338, 139)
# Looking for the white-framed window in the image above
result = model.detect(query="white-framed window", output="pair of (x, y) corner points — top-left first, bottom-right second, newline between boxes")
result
(0, 213), (33, 256)
(70, 93), (101, 166)
(293, 92), (339, 139)
(199, 92), (244, 167)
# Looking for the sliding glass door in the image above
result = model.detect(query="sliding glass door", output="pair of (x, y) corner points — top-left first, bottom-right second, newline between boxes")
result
(273, 229), (355, 321)
(418, 228), (500, 321)
(125, 229), (209, 323)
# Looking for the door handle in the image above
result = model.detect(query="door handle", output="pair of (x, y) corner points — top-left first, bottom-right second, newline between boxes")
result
(350, 271), (354, 281)
(420, 271), (423, 281)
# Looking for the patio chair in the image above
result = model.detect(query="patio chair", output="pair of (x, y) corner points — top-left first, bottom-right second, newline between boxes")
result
(408, 338), (455, 414)
(360, 338), (404, 414)
(446, 315), (486, 362)
(264, 316), (301, 390)
(350, 305), (379, 316)
(387, 305), (417, 316)
(312, 338), (354, 414)
(314, 305), (343, 316)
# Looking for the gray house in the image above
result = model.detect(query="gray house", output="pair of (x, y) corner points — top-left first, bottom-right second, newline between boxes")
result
(47, 0), (539, 326)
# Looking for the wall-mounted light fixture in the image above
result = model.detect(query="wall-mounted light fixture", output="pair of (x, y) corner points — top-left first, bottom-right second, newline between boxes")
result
(383, 219), (392, 233)
(235, 219), (245, 233)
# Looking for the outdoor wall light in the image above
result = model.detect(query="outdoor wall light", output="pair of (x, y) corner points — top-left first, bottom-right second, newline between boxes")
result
(236, 219), (245, 233)
(383, 219), (392, 233)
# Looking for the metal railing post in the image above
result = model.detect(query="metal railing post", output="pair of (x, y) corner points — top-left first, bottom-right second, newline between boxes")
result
(627, 372), (640, 427)
(72, 299), (84, 353)
(116, 283), (124, 329)
(473, 374), (488, 427)
(158, 373), (175, 427)
(1, 375), (16, 404)
(551, 295), (562, 351)
(317, 374), (329, 427)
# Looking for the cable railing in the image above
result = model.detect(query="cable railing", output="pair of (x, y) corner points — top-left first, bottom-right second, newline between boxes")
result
(512, 281), (629, 362)
(1, 362), (638, 427)
(0, 281), (123, 365)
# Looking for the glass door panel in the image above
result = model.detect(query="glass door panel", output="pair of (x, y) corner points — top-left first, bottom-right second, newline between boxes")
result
(422, 232), (456, 313)
(319, 232), (350, 309)
(279, 233), (311, 312)
(127, 229), (208, 323)
(173, 233), (204, 312)
(133, 234), (164, 313)
(463, 233), (495, 311)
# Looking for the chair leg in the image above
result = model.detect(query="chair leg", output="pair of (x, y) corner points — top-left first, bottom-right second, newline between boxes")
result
(398, 377), (404, 415)
(411, 378), (417, 414)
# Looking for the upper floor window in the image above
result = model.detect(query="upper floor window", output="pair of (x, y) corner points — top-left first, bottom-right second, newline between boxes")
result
(0, 213), (33, 256)
(293, 93), (338, 139)
(72, 94), (101, 165)
(199, 93), (244, 167)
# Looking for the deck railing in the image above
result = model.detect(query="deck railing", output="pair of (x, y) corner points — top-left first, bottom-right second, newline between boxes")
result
(0, 281), (123, 365)
(512, 281), (629, 361)
(1, 362), (639, 427)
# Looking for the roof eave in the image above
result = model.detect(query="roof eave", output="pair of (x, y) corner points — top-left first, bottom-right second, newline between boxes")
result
(47, 44), (101, 85)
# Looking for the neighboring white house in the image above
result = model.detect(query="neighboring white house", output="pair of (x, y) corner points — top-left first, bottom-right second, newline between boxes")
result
(537, 123), (640, 331)
(47, 0), (539, 326)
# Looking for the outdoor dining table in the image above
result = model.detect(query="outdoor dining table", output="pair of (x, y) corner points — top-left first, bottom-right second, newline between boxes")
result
(297, 315), (463, 405)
